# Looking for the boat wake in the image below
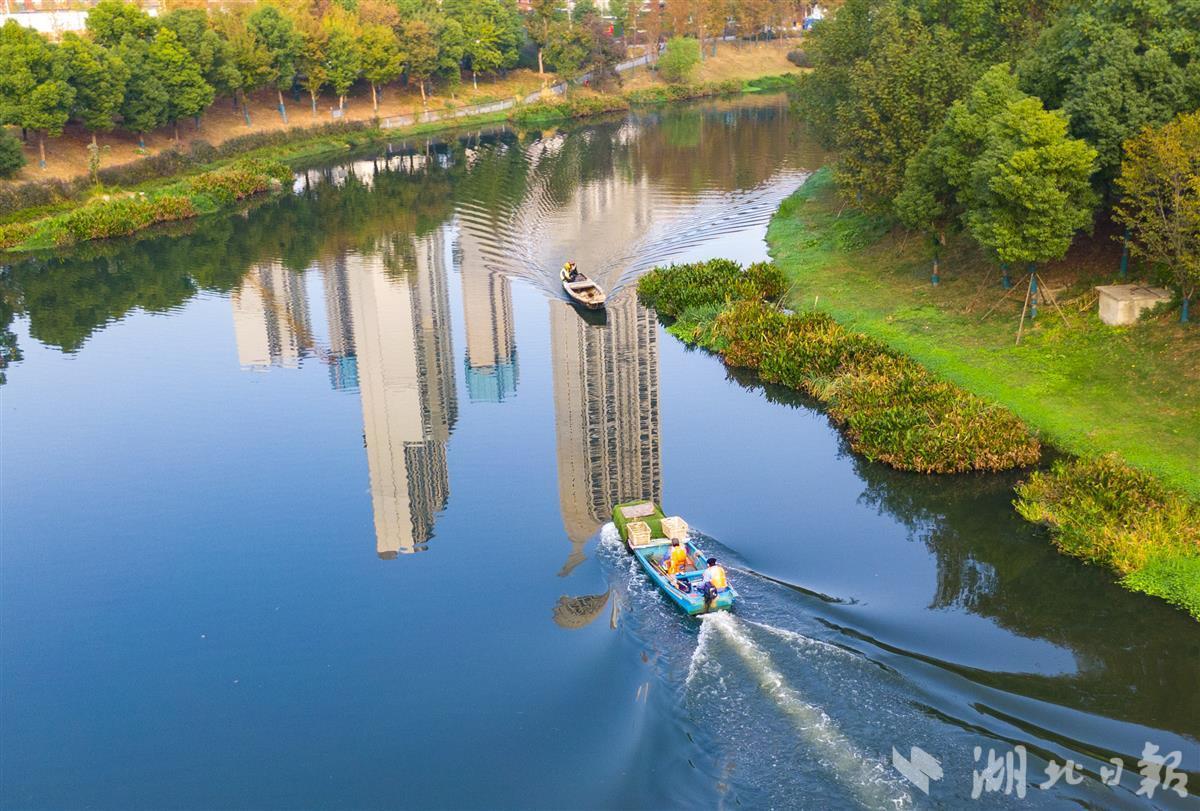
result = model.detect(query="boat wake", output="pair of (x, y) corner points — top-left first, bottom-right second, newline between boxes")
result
(595, 524), (913, 808)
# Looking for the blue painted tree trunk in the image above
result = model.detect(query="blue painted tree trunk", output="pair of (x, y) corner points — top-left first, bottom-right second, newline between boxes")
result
(1120, 229), (1129, 280)
(1028, 264), (1038, 320)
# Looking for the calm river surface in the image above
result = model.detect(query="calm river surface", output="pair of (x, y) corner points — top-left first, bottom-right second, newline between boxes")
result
(2, 97), (1197, 810)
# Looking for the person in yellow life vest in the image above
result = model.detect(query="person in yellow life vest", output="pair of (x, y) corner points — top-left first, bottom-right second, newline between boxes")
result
(700, 556), (728, 607)
(665, 538), (689, 576)
(561, 261), (579, 283)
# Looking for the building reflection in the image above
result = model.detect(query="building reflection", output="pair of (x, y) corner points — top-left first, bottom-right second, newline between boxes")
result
(550, 292), (662, 574)
(342, 234), (456, 557)
(457, 227), (518, 403)
(232, 230), (457, 557)
(231, 261), (312, 370)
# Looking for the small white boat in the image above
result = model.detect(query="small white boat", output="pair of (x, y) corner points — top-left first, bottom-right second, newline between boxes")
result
(563, 272), (607, 310)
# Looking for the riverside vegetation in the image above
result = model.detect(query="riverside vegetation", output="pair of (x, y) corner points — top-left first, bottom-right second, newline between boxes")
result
(637, 258), (1041, 473)
(639, 258), (1199, 618)
(0, 74), (792, 251)
(0, 158), (292, 250)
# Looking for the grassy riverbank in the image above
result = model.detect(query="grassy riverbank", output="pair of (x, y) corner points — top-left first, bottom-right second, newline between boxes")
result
(764, 168), (1199, 617)
(768, 169), (1200, 497)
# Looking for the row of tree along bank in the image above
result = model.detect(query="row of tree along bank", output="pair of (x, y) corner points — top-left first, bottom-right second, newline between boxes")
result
(637, 257), (1199, 619)
(0, 0), (806, 178)
(0, 75), (796, 250)
(796, 0), (1199, 321)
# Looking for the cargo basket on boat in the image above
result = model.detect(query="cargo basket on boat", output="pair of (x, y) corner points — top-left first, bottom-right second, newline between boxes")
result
(661, 516), (688, 541)
(626, 520), (653, 549)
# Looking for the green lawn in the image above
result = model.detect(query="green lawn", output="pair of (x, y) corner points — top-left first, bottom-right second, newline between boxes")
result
(767, 169), (1200, 499)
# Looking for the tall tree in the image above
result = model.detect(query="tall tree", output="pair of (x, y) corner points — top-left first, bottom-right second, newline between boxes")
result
(833, 4), (975, 210)
(0, 20), (73, 168)
(433, 14), (466, 93)
(322, 13), (362, 111)
(160, 8), (243, 104)
(297, 14), (329, 117)
(85, 0), (156, 48)
(525, 0), (564, 77)
(59, 32), (128, 146)
(542, 20), (590, 84)
(1019, 0), (1200, 187)
(213, 9), (274, 125)
(359, 23), (403, 111)
(248, 4), (304, 122)
(663, 0), (692, 38)
(400, 17), (438, 106)
(965, 97), (1098, 272)
(117, 36), (167, 147)
(1115, 111), (1200, 322)
(896, 65), (1027, 255)
(148, 27), (214, 140)
(460, 13), (503, 89)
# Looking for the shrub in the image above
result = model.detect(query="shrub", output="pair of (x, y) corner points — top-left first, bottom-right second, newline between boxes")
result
(0, 177), (84, 219)
(658, 37), (701, 84)
(786, 50), (810, 68)
(185, 158), (291, 204)
(0, 220), (35, 249)
(705, 301), (1040, 473)
(0, 130), (27, 179)
(1016, 454), (1200, 617)
(637, 258), (786, 317)
(641, 261), (1042, 474)
(96, 148), (200, 188)
(57, 193), (198, 243)
(510, 94), (629, 125)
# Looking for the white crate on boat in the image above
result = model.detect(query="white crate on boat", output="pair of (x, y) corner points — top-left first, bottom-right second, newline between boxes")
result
(661, 516), (689, 541)
(626, 521), (652, 548)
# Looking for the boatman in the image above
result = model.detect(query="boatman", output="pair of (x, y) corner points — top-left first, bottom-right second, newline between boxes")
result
(700, 557), (728, 608)
(665, 538), (689, 576)
(561, 261), (579, 283)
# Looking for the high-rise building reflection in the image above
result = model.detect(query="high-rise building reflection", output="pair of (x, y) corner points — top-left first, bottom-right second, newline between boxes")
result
(457, 227), (518, 403)
(232, 231), (457, 558)
(231, 261), (312, 370)
(321, 256), (359, 391)
(550, 292), (662, 574)
(342, 233), (457, 557)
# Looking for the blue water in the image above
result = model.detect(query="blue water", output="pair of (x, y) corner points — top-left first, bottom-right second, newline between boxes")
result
(2, 98), (1197, 809)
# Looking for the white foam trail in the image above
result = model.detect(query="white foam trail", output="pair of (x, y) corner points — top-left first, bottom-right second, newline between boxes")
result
(746, 618), (867, 662)
(705, 613), (912, 810)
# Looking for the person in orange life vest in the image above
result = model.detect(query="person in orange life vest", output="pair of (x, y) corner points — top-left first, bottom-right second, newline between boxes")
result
(700, 557), (728, 606)
(665, 538), (690, 576)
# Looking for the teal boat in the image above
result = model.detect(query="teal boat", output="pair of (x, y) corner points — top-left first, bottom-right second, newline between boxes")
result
(612, 501), (737, 616)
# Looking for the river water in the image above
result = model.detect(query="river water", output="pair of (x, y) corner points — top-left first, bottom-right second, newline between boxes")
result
(2, 96), (1197, 809)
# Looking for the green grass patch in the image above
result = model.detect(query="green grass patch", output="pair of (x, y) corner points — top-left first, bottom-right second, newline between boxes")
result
(638, 261), (1041, 473)
(508, 94), (631, 126)
(742, 73), (802, 93)
(768, 167), (1200, 498)
(612, 500), (666, 540)
(1015, 455), (1200, 617)
(623, 79), (743, 105)
(637, 257), (785, 317)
